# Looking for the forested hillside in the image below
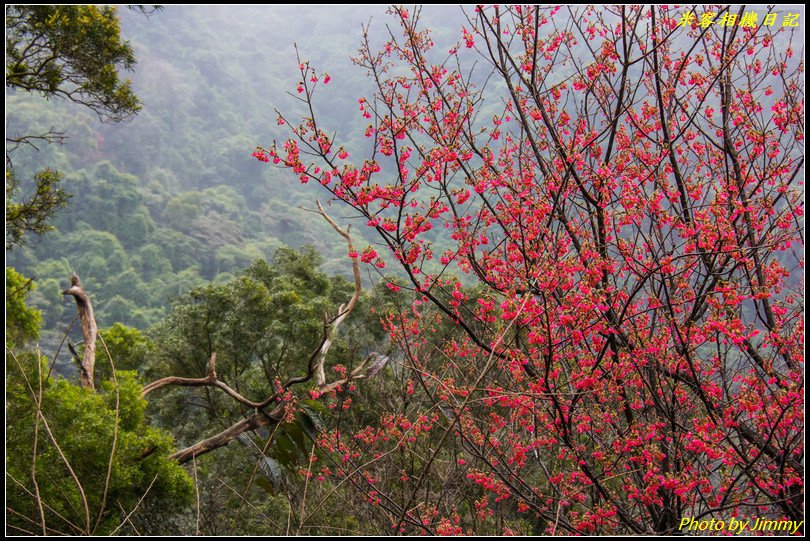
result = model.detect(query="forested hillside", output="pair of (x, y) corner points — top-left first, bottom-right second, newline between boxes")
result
(6, 5), (804, 536)
(6, 5), (406, 351)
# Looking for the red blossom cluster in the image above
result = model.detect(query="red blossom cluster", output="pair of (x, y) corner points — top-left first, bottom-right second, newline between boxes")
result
(250, 149), (269, 162)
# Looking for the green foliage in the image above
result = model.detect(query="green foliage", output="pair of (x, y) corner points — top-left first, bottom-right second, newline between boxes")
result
(6, 5), (140, 122)
(163, 192), (201, 232)
(5, 168), (71, 249)
(5, 267), (42, 348)
(172, 444), (293, 535)
(148, 247), (344, 400)
(53, 162), (146, 246)
(96, 323), (155, 377)
(1, 6), (518, 535)
(6, 359), (193, 535)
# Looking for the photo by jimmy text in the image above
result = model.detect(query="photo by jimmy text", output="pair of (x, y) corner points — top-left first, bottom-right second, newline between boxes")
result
(679, 517), (804, 535)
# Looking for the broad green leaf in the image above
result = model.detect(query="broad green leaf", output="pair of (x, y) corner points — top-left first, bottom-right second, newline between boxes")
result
(271, 433), (298, 468)
(258, 456), (282, 492)
(255, 477), (275, 496)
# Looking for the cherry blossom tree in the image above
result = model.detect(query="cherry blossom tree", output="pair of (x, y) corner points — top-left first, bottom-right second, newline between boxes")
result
(257, 5), (804, 534)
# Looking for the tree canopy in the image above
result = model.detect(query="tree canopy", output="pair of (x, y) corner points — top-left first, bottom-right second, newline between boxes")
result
(6, 5), (140, 122)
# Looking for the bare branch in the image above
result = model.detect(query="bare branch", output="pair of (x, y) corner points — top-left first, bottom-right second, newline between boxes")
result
(169, 352), (377, 464)
(143, 353), (282, 409)
(170, 405), (286, 464)
(301, 200), (363, 385)
(5, 129), (68, 154)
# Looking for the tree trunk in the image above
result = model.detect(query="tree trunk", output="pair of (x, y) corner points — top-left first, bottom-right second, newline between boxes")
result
(62, 274), (97, 390)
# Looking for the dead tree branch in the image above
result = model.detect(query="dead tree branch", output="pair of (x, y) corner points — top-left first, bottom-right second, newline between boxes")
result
(166, 352), (378, 465)
(143, 353), (280, 409)
(301, 200), (362, 385)
(62, 274), (97, 390)
(170, 405), (287, 464)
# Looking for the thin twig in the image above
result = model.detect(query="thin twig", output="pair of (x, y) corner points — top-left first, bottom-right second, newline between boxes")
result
(108, 474), (159, 536)
(295, 442), (318, 535)
(31, 349), (47, 534)
(192, 455), (200, 536)
(91, 333), (119, 534)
